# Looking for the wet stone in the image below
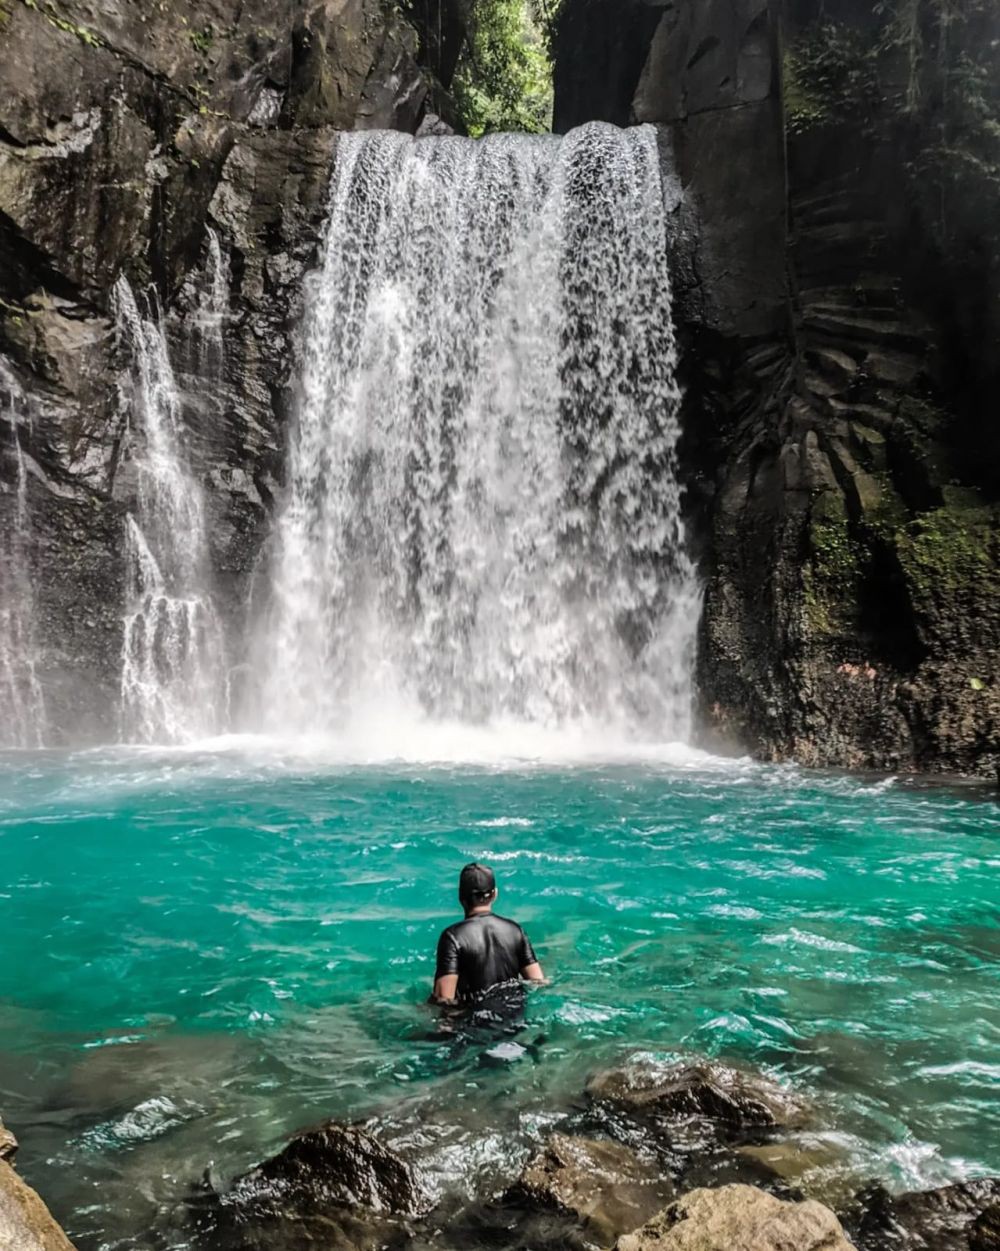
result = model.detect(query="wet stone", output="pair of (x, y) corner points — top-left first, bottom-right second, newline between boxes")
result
(970, 1203), (1000, 1251)
(734, 1137), (859, 1210)
(0, 1114), (17, 1163)
(854, 1178), (1000, 1251)
(511, 1132), (675, 1246)
(229, 1121), (431, 1218)
(586, 1059), (808, 1142)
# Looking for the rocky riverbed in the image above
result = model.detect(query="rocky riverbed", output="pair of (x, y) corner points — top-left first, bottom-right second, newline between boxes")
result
(5, 1058), (999, 1251)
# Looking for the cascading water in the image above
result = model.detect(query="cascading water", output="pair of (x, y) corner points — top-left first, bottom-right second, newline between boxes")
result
(0, 362), (46, 748)
(193, 226), (230, 376)
(257, 122), (700, 744)
(114, 278), (225, 744)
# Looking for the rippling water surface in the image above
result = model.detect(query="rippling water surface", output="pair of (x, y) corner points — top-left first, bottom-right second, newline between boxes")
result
(0, 742), (997, 1247)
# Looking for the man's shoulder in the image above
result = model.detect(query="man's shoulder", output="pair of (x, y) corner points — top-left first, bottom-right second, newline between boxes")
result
(491, 913), (525, 934)
(438, 914), (524, 938)
(438, 916), (481, 940)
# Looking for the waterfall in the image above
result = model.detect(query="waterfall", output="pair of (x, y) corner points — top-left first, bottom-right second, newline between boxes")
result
(114, 278), (225, 744)
(194, 226), (230, 376)
(257, 122), (699, 744)
(0, 362), (47, 748)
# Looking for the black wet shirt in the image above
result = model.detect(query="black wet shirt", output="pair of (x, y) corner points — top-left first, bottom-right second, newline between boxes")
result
(435, 913), (537, 1001)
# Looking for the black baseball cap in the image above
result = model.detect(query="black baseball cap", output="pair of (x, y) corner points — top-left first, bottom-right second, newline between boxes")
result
(459, 862), (496, 902)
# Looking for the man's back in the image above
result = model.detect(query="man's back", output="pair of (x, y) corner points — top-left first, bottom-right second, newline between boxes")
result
(436, 912), (537, 1002)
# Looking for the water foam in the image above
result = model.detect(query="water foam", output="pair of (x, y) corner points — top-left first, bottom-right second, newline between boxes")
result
(174, 723), (719, 770)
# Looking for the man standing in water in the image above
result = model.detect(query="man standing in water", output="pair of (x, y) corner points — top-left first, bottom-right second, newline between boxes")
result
(432, 863), (545, 1004)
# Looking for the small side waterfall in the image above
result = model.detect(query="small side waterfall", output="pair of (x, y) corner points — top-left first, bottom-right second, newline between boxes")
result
(194, 227), (230, 376)
(114, 279), (225, 744)
(0, 363), (47, 748)
(257, 123), (700, 744)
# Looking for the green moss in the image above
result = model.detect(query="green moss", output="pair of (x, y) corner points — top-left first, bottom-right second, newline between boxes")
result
(861, 471), (908, 543)
(812, 521), (859, 589)
(189, 25), (213, 55)
(803, 495), (864, 636)
(18, 0), (102, 45)
(895, 503), (999, 607)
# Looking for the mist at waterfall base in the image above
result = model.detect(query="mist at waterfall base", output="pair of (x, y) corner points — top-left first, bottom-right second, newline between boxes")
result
(1, 749), (998, 1250)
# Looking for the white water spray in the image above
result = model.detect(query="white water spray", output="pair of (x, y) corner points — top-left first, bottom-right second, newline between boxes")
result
(256, 123), (700, 745)
(194, 226), (230, 375)
(0, 362), (47, 748)
(114, 278), (225, 744)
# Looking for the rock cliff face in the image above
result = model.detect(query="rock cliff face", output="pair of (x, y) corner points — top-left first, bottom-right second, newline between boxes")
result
(555, 0), (1000, 777)
(0, 0), (443, 743)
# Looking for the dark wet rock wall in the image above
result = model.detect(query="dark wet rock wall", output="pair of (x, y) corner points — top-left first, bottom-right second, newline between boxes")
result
(555, 0), (1000, 777)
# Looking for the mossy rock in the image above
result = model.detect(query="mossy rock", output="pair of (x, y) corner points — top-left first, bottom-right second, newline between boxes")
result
(862, 471), (908, 540)
(850, 420), (887, 470)
(895, 501), (1000, 643)
(804, 493), (864, 637)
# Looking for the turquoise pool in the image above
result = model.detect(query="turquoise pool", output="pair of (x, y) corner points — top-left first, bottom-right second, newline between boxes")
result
(0, 742), (997, 1246)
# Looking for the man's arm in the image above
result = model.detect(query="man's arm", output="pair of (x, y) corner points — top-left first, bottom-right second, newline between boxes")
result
(519, 928), (546, 983)
(432, 929), (460, 1002)
(433, 973), (459, 1001)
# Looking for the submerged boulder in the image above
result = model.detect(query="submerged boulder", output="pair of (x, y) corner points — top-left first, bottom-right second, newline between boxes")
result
(854, 1178), (1000, 1251)
(0, 1159), (77, 1251)
(587, 1058), (807, 1139)
(734, 1137), (859, 1210)
(230, 1121), (429, 1217)
(615, 1184), (856, 1251)
(207, 1122), (429, 1251)
(511, 1132), (674, 1246)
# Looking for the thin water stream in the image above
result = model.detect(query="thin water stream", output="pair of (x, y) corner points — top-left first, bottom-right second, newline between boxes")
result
(0, 362), (46, 748)
(114, 279), (226, 744)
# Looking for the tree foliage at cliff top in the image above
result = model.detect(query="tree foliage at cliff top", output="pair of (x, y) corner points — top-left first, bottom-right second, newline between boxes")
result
(785, 0), (1000, 260)
(453, 0), (555, 135)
